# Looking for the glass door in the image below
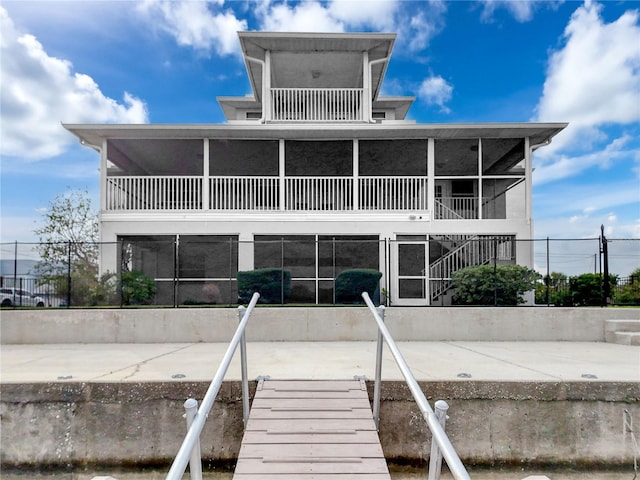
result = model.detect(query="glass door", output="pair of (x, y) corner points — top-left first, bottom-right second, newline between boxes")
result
(394, 235), (428, 305)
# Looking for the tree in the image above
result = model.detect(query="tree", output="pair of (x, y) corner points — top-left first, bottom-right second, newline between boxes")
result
(535, 271), (570, 305)
(452, 264), (541, 306)
(615, 267), (640, 305)
(34, 189), (99, 305)
(569, 273), (618, 306)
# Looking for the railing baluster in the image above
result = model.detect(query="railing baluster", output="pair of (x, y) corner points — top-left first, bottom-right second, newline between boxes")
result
(362, 292), (470, 480)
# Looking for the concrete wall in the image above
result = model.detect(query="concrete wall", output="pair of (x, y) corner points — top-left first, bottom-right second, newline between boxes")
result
(2, 306), (639, 344)
(1, 380), (638, 469)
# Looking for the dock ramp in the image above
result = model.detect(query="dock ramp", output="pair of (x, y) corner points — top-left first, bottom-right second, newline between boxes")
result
(233, 378), (391, 479)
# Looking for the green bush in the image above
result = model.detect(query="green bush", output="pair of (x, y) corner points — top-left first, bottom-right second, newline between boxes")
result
(121, 270), (156, 305)
(452, 264), (540, 306)
(335, 269), (382, 304)
(569, 273), (617, 306)
(614, 268), (640, 305)
(237, 268), (291, 304)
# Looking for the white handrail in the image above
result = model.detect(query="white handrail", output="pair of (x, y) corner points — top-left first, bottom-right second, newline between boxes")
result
(362, 292), (471, 480)
(165, 292), (260, 480)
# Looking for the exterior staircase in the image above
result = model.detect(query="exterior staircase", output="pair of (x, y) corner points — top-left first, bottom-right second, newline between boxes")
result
(605, 320), (640, 345)
(430, 235), (514, 303)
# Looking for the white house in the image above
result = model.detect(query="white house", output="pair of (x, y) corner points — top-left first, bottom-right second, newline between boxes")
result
(65, 31), (566, 306)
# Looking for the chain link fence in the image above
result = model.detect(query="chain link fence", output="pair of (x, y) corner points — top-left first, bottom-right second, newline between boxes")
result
(1, 237), (638, 308)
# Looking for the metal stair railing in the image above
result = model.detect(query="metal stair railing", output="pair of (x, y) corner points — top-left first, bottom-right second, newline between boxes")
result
(165, 292), (260, 480)
(363, 292), (471, 480)
(429, 236), (514, 302)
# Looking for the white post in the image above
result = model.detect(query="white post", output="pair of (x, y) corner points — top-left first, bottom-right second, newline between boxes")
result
(428, 400), (449, 480)
(353, 139), (359, 211)
(183, 398), (203, 480)
(203, 139), (209, 211)
(238, 306), (250, 426)
(279, 139), (285, 211)
(427, 138), (435, 220)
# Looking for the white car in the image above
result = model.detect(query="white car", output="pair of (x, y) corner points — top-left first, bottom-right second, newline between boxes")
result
(0, 288), (46, 307)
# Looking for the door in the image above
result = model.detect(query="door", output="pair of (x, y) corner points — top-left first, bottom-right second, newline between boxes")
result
(394, 235), (429, 306)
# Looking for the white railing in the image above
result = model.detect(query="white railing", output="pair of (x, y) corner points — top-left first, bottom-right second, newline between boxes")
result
(106, 175), (431, 213)
(429, 236), (515, 301)
(359, 177), (428, 210)
(210, 176), (279, 210)
(106, 176), (202, 211)
(434, 197), (479, 219)
(285, 176), (353, 210)
(270, 88), (364, 122)
(363, 294), (470, 480)
(166, 292), (260, 480)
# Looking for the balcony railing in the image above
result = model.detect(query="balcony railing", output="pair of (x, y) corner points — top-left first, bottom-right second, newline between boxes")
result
(106, 176), (202, 211)
(360, 177), (427, 210)
(270, 88), (364, 122)
(210, 177), (279, 210)
(106, 175), (430, 213)
(434, 197), (479, 220)
(285, 177), (353, 211)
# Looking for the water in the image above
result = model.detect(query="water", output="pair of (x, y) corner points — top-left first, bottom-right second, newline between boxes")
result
(1, 466), (632, 480)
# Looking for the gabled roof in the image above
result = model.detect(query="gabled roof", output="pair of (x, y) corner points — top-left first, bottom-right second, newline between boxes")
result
(238, 31), (397, 102)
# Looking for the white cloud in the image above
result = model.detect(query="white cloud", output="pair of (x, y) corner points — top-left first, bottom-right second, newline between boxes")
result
(137, 0), (247, 56)
(328, 0), (399, 31)
(0, 7), (148, 161)
(481, 0), (532, 22)
(534, 1), (640, 154)
(259, 1), (344, 32)
(254, 0), (446, 53)
(533, 134), (636, 185)
(418, 75), (453, 113)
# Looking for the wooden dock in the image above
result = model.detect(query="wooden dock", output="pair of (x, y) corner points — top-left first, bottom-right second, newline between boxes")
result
(233, 379), (391, 479)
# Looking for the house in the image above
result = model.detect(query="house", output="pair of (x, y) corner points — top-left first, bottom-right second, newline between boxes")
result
(65, 31), (566, 306)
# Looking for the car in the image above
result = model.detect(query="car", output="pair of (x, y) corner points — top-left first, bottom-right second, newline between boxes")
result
(0, 288), (46, 307)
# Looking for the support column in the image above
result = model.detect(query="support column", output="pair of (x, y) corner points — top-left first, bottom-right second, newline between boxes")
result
(100, 139), (107, 212)
(203, 139), (209, 211)
(427, 138), (435, 220)
(478, 138), (483, 220)
(525, 137), (532, 231)
(362, 51), (371, 122)
(264, 51), (271, 122)
(279, 139), (285, 211)
(353, 139), (359, 210)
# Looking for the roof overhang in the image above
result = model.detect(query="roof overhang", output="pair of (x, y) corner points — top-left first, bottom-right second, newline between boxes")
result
(64, 122), (568, 151)
(238, 31), (396, 101)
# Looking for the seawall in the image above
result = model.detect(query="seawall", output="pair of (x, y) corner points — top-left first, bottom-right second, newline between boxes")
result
(3, 306), (637, 344)
(1, 306), (639, 469)
(2, 380), (638, 468)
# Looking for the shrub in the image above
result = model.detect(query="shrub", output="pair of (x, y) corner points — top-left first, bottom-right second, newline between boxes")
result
(335, 269), (382, 304)
(614, 268), (640, 305)
(452, 264), (540, 306)
(237, 268), (291, 304)
(121, 270), (156, 305)
(569, 273), (617, 306)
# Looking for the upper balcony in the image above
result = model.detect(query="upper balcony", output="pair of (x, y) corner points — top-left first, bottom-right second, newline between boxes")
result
(270, 88), (364, 122)
(218, 32), (414, 124)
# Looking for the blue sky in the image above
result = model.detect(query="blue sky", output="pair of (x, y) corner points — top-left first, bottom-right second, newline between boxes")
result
(1, 0), (639, 274)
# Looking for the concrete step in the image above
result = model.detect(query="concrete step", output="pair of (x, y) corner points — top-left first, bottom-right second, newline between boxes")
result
(608, 331), (640, 346)
(605, 319), (640, 345)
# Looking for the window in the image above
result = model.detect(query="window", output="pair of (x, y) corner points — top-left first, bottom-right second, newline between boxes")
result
(254, 235), (380, 303)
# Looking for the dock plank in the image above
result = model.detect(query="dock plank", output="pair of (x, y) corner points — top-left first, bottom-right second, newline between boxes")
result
(232, 380), (391, 479)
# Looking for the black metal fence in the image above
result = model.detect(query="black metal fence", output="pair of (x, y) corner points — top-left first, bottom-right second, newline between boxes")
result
(1, 236), (638, 308)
